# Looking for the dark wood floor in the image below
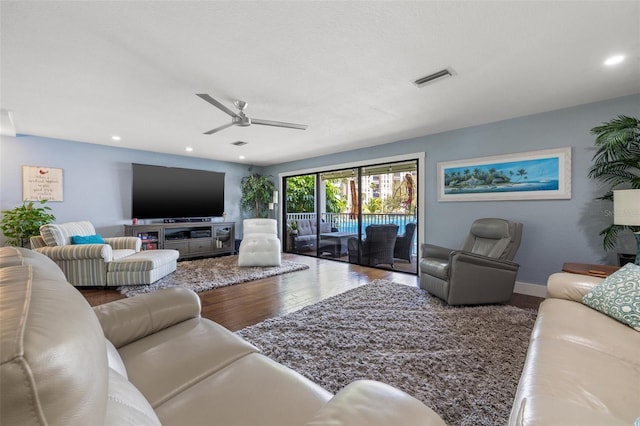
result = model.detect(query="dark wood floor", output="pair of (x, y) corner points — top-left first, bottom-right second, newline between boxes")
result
(80, 253), (543, 332)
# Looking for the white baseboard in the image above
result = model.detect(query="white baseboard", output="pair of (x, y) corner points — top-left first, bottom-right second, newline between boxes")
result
(514, 281), (547, 298)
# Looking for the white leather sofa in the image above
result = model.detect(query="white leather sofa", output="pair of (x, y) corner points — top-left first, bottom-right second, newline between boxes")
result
(0, 247), (445, 426)
(509, 271), (640, 425)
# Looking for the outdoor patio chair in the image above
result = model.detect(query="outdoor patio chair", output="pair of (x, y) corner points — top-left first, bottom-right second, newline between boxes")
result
(394, 222), (416, 263)
(348, 224), (399, 267)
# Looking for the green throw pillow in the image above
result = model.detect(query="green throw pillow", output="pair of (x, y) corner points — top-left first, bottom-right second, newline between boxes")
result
(71, 234), (105, 245)
(582, 262), (640, 332)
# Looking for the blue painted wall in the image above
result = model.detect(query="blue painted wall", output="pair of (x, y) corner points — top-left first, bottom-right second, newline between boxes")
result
(1, 94), (638, 285)
(0, 136), (257, 238)
(264, 94), (640, 286)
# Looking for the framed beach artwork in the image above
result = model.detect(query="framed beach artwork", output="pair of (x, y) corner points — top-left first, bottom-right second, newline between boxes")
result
(437, 147), (571, 202)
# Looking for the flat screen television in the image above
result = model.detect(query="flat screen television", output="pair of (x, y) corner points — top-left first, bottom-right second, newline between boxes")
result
(132, 163), (225, 220)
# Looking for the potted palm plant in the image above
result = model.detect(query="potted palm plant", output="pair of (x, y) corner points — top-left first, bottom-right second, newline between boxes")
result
(1, 200), (56, 247)
(587, 115), (640, 254)
(240, 173), (275, 218)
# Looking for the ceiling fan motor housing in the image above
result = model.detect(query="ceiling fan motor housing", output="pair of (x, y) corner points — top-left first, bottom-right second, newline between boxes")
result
(234, 114), (251, 126)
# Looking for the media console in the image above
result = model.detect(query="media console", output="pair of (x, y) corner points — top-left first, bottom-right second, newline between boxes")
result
(124, 222), (235, 260)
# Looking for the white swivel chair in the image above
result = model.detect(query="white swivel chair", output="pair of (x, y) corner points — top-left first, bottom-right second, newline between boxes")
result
(237, 219), (281, 267)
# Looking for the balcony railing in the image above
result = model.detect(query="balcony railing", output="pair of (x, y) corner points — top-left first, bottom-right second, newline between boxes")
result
(287, 212), (415, 233)
(286, 212), (417, 254)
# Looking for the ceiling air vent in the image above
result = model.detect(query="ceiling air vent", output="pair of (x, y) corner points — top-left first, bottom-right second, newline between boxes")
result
(413, 67), (456, 88)
(232, 141), (248, 146)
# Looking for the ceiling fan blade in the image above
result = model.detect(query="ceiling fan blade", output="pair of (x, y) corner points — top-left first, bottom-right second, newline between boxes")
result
(251, 118), (308, 130)
(196, 94), (240, 118)
(203, 122), (235, 135)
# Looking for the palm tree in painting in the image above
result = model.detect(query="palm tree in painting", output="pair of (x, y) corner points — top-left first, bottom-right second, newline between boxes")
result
(516, 168), (528, 181)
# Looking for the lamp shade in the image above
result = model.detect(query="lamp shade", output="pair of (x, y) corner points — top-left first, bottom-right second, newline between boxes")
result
(613, 189), (640, 226)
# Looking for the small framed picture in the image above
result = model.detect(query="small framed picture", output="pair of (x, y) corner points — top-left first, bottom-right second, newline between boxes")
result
(22, 166), (64, 201)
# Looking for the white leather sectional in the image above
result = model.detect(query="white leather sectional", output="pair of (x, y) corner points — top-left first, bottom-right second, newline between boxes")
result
(0, 247), (445, 425)
(509, 271), (640, 425)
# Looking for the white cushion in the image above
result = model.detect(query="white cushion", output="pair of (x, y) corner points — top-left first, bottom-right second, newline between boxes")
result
(243, 219), (277, 235)
(238, 238), (281, 267)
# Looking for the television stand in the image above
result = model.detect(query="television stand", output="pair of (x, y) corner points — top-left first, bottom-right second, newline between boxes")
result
(124, 222), (235, 260)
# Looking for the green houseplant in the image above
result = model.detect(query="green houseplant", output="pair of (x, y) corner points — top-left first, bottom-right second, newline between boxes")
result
(1, 200), (56, 247)
(240, 173), (275, 218)
(587, 115), (640, 250)
(287, 220), (298, 234)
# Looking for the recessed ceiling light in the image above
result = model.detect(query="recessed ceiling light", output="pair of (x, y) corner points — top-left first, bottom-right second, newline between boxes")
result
(604, 55), (625, 66)
(111, 135), (121, 141)
(239, 155), (246, 160)
(185, 147), (193, 152)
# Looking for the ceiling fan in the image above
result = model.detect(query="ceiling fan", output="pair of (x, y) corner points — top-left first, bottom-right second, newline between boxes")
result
(196, 93), (308, 135)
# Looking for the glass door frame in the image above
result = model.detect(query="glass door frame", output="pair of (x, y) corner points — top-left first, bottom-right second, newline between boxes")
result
(279, 153), (424, 274)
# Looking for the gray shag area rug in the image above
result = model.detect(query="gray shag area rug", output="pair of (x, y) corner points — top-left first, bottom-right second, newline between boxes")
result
(118, 255), (309, 297)
(237, 280), (536, 426)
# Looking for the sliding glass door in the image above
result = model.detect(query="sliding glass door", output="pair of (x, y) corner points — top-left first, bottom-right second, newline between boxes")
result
(283, 159), (418, 274)
(283, 173), (317, 254)
(319, 168), (359, 261)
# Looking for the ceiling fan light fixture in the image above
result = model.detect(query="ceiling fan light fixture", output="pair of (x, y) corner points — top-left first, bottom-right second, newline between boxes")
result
(413, 67), (456, 88)
(234, 100), (248, 111)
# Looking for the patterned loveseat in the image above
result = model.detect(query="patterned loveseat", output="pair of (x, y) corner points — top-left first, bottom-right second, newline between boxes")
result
(31, 220), (178, 287)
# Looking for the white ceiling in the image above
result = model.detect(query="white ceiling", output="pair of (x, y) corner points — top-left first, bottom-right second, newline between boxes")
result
(1, 1), (639, 166)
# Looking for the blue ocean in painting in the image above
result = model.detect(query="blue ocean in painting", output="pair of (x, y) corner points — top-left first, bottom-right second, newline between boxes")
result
(444, 180), (559, 194)
(443, 156), (560, 195)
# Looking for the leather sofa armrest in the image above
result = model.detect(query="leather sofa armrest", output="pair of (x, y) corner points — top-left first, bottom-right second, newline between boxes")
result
(450, 250), (519, 271)
(306, 380), (446, 426)
(104, 237), (141, 252)
(93, 287), (201, 348)
(546, 272), (604, 302)
(34, 244), (112, 261)
(421, 243), (453, 260)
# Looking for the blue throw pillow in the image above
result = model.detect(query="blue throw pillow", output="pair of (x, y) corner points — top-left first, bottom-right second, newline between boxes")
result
(582, 262), (640, 332)
(71, 234), (105, 245)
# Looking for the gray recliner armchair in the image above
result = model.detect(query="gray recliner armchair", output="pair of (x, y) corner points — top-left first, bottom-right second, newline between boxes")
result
(420, 218), (523, 305)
